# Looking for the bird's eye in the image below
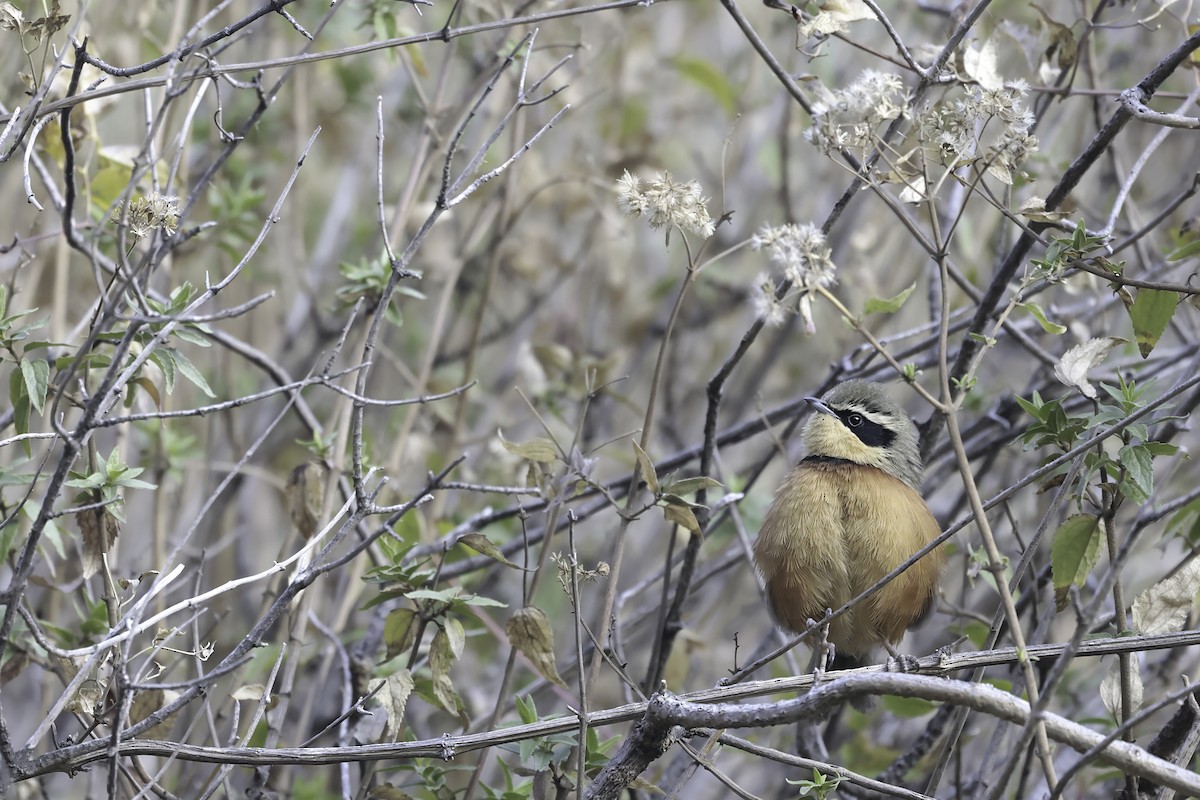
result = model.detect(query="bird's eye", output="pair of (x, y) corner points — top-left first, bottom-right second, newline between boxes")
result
(846, 413), (864, 427)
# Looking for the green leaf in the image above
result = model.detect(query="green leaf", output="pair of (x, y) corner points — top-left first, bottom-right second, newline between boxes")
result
(406, 587), (461, 604)
(1166, 239), (1200, 262)
(864, 282), (916, 315)
(1168, 498), (1200, 544)
(149, 350), (176, 394)
(9, 369), (30, 454)
(498, 430), (559, 464)
(65, 472), (106, 490)
(19, 358), (49, 415)
(1128, 289), (1179, 358)
(459, 593), (507, 608)
(515, 694), (538, 725)
(172, 325), (211, 347)
(671, 57), (737, 116)
(1019, 302), (1067, 335)
(167, 349), (216, 397)
(1013, 392), (1043, 419)
(1051, 514), (1102, 611)
(1118, 443), (1153, 503)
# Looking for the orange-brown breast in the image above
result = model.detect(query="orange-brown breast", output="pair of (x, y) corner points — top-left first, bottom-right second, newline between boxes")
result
(752, 458), (944, 659)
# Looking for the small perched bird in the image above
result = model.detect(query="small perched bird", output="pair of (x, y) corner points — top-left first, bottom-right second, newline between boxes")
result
(753, 380), (944, 671)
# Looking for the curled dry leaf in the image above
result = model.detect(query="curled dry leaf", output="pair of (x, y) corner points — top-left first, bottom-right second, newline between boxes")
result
(1099, 657), (1143, 720)
(287, 461), (327, 540)
(1132, 559), (1200, 636)
(506, 605), (567, 689)
(1016, 196), (1070, 223)
(1054, 337), (1124, 399)
(798, 0), (872, 37)
(231, 684), (276, 708)
(129, 688), (181, 739)
(962, 37), (1003, 90)
(369, 669), (414, 740)
(77, 506), (120, 581)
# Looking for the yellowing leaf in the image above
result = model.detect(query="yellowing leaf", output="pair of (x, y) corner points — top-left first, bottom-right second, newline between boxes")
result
(1129, 289), (1179, 358)
(369, 670), (414, 739)
(456, 532), (520, 569)
(664, 476), (722, 496)
(632, 440), (659, 494)
(663, 503), (701, 534)
(383, 608), (418, 661)
(506, 606), (567, 689)
(498, 430), (559, 463)
(429, 622), (464, 715)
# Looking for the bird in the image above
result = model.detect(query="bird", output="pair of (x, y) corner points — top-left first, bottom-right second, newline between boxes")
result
(752, 379), (944, 674)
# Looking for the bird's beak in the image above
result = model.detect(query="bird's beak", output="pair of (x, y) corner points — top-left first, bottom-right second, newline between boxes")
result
(805, 396), (836, 417)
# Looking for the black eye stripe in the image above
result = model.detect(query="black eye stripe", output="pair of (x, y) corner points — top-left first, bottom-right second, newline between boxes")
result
(836, 409), (895, 448)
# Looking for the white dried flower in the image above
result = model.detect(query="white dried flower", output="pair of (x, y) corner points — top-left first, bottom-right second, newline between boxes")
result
(748, 223), (838, 334)
(615, 170), (715, 239)
(750, 223), (836, 289)
(751, 272), (787, 326)
(615, 171), (645, 216)
(120, 191), (180, 239)
(918, 78), (1038, 184)
(806, 70), (908, 156)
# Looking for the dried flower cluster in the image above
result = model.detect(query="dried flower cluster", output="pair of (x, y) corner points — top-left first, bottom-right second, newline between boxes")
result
(919, 80), (1038, 185)
(616, 170), (715, 239)
(750, 223), (838, 334)
(120, 192), (180, 239)
(805, 70), (908, 157)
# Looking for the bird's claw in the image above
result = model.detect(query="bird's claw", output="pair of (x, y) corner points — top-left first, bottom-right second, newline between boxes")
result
(885, 653), (920, 673)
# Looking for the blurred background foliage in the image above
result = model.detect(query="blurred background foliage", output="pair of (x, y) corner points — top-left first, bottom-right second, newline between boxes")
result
(1, 0), (1200, 797)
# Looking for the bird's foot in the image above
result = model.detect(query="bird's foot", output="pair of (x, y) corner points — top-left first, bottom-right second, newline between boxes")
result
(883, 642), (920, 673)
(885, 653), (921, 673)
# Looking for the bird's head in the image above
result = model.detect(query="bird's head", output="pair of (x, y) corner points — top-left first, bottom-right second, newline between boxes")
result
(801, 379), (924, 490)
